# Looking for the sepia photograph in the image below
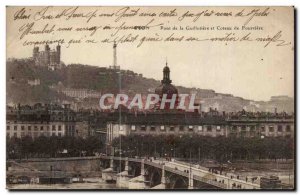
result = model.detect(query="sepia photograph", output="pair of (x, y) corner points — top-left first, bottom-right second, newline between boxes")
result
(5, 5), (295, 190)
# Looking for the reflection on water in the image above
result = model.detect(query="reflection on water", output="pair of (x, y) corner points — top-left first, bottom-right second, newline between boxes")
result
(7, 178), (123, 190)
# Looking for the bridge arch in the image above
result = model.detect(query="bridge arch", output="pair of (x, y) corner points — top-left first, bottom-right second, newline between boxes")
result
(128, 162), (141, 177)
(113, 160), (125, 172)
(150, 169), (161, 187)
(144, 166), (162, 187)
(166, 173), (189, 189)
(100, 159), (110, 169)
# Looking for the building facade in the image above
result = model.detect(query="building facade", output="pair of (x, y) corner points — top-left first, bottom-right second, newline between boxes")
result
(227, 117), (294, 138)
(6, 104), (78, 138)
(61, 88), (102, 99)
(106, 111), (294, 143)
(32, 44), (61, 70)
(27, 79), (40, 86)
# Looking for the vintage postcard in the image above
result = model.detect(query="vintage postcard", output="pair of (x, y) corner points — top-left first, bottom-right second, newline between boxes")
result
(6, 6), (295, 190)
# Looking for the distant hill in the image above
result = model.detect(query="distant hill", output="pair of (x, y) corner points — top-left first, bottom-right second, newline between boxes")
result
(6, 58), (294, 113)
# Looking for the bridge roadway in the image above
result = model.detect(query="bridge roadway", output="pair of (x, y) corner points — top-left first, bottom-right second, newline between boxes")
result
(8, 156), (260, 189)
(102, 156), (260, 189)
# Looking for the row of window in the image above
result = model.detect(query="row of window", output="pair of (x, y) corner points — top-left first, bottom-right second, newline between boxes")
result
(7, 132), (63, 138)
(231, 125), (292, 132)
(7, 125), (75, 131)
(117, 124), (293, 133)
(128, 125), (222, 132)
(261, 125), (291, 132)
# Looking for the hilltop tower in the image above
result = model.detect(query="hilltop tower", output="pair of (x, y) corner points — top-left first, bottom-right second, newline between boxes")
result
(113, 41), (117, 67)
(56, 44), (61, 64)
(109, 42), (120, 70)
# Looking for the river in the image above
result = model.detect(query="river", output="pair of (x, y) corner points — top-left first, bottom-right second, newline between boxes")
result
(7, 178), (123, 190)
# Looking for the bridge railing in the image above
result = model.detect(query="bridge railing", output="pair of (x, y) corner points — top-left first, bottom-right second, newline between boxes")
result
(144, 160), (163, 169)
(100, 156), (142, 163)
(173, 159), (209, 171)
(127, 158), (142, 163)
(164, 166), (189, 177)
(193, 175), (227, 189)
(169, 160), (260, 189)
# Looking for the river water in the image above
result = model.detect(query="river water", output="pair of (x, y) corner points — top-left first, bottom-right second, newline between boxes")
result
(7, 178), (123, 190)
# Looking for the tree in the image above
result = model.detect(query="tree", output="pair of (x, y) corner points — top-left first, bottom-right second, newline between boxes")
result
(111, 135), (294, 162)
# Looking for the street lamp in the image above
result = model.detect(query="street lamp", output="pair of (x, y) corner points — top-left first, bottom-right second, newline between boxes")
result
(188, 135), (193, 188)
(171, 148), (176, 159)
(162, 147), (164, 158)
(198, 147), (201, 165)
(154, 141), (157, 157)
(189, 149), (192, 188)
(189, 135), (193, 162)
(141, 134), (144, 157)
(179, 135), (182, 158)
(134, 146), (138, 157)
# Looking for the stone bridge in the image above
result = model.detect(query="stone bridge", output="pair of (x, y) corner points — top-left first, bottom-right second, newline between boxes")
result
(7, 156), (260, 189)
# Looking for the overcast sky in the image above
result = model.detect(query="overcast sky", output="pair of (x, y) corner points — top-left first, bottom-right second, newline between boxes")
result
(6, 6), (294, 101)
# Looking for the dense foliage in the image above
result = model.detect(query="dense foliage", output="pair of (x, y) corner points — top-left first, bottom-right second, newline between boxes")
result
(7, 134), (294, 162)
(7, 136), (104, 159)
(112, 135), (294, 162)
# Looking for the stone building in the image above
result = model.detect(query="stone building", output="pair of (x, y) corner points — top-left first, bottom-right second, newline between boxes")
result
(6, 103), (78, 138)
(226, 112), (294, 138)
(105, 64), (294, 143)
(27, 79), (40, 86)
(106, 111), (294, 144)
(60, 88), (102, 99)
(32, 44), (61, 70)
(106, 111), (228, 143)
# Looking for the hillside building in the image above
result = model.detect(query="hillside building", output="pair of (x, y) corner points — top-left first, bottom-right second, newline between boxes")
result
(32, 44), (61, 70)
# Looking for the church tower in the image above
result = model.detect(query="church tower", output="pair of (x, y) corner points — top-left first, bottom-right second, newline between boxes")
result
(161, 61), (172, 84)
(154, 60), (179, 110)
